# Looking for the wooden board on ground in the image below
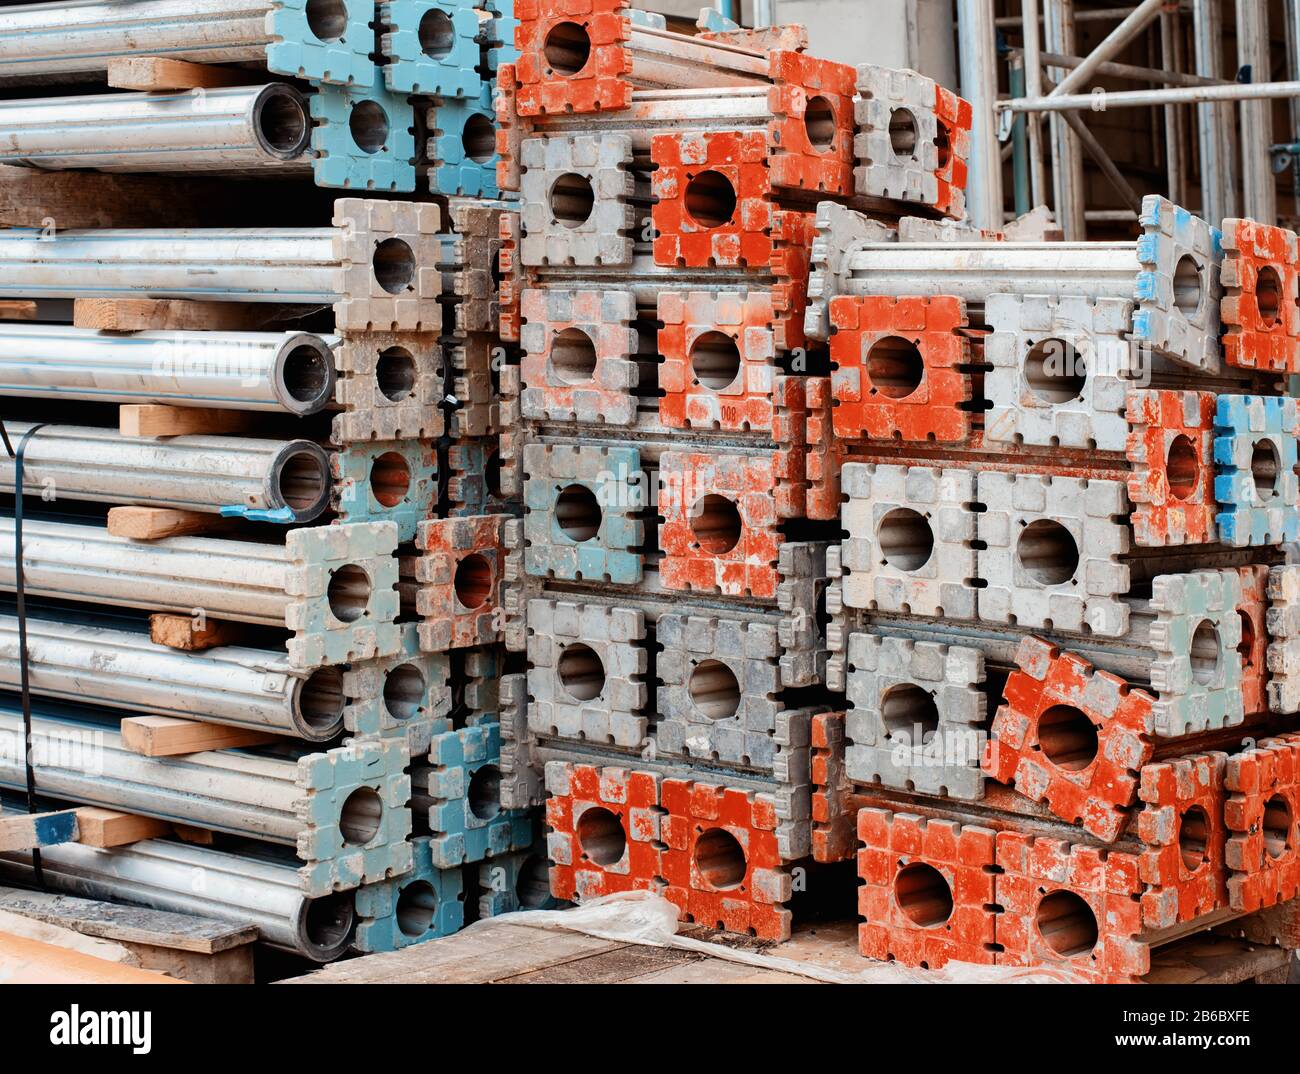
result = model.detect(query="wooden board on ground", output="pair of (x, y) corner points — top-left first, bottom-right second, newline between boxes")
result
(0, 931), (182, 984)
(281, 914), (1297, 986)
(120, 716), (280, 757)
(149, 613), (246, 651)
(108, 506), (238, 540)
(280, 920), (758, 986)
(1144, 934), (1295, 985)
(74, 297), (267, 332)
(0, 887), (257, 984)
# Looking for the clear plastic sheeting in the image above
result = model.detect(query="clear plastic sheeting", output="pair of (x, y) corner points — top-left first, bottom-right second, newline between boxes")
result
(468, 890), (1085, 984)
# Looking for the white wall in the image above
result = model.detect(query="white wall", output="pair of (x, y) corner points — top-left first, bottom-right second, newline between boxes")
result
(776, 0), (957, 87)
(630, 0), (958, 88)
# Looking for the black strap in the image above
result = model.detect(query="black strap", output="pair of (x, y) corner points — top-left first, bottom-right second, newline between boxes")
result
(12, 423), (49, 887)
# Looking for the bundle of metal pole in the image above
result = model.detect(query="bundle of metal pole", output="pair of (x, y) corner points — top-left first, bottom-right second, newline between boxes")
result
(0, 702), (389, 849)
(0, 202), (441, 332)
(0, 422), (332, 521)
(0, 837), (355, 961)
(0, 0), (274, 80)
(0, 615), (344, 740)
(0, 84), (313, 174)
(0, 325), (338, 415)
(0, 518), (389, 628)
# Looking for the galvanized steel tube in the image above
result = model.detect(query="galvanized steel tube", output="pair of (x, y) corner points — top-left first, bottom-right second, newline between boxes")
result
(0, 325), (337, 415)
(0, 837), (355, 961)
(0, 704), (313, 843)
(0, 0), (274, 81)
(0, 615), (343, 740)
(0, 519), (311, 626)
(537, 86), (774, 152)
(0, 225), (345, 303)
(838, 241), (1140, 304)
(0, 84), (313, 173)
(956, 0), (1005, 230)
(0, 422), (332, 521)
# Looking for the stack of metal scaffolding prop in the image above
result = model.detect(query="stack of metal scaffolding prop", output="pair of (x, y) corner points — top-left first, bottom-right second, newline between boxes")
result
(0, 0), (556, 971)
(0, 0), (517, 194)
(495, 15), (1300, 977)
(796, 183), (1300, 979)
(493, 3), (971, 944)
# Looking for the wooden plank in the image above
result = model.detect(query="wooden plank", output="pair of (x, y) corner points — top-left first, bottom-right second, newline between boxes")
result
(170, 824), (215, 846)
(73, 808), (173, 849)
(0, 809), (80, 852)
(108, 506), (238, 541)
(0, 165), (238, 229)
(1143, 934), (1293, 985)
(149, 613), (247, 651)
(0, 907), (137, 964)
(0, 932), (183, 984)
(283, 922), (625, 985)
(120, 404), (256, 438)
(107, 57), (254, 91)
(0, 889), (258, 956)
(495, 944), (701, 985)
(284, 909), (1300, 987)
(120, 716), (280, 757)
(0, 300), (38, 321)
(626, 959), (815, 984)
(74, 297), (265, 332)
(1214, 895), (1300, 949)
(123, 940), (254, 984)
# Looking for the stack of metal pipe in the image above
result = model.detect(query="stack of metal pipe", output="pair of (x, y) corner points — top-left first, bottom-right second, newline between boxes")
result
(492, 0), (1300, 982)
(0, 0), (555, 970)
(0, 0), (517, 195)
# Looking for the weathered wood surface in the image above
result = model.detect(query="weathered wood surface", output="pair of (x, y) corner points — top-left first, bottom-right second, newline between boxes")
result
(0, 930), (183, 984)
(75, 297), (268, 332)
(282, 915), (1297, 986)
(0, 165), (243, 229)
(0, 887), (257, 983)
(0, 888), (256, 954)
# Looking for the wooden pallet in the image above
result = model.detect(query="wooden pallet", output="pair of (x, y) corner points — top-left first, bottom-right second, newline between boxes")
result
(281, 915), (1298, 986)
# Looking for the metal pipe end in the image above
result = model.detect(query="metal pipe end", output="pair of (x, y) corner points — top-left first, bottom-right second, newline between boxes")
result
(272, 333), (336, 415)
(295, 890), (356, 962)
(290, 665), (346, 741)
(269, 439), (332, 523)
(252, 83), (312, 161)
